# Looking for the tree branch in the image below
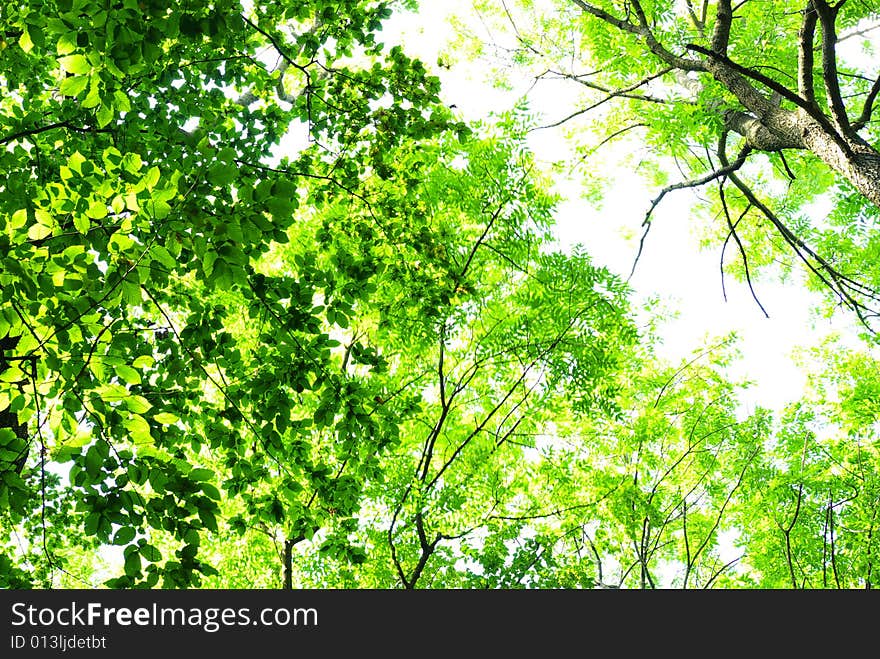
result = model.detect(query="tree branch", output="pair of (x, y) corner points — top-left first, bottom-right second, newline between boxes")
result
(571, 0), (705, 71)
(852, 74), (880, 131)
(812, 0), (851, 133)
(629, 143), (752, 279)
(711, 1), (733, 55)
(798, 2), (818, 105)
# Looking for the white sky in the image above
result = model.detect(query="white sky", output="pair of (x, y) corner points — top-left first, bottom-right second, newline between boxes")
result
(383, 1), (874, 414)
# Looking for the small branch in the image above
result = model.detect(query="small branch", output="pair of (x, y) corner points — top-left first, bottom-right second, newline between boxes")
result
(716, 146), (769, 318)
(629, 144), (751, 280)
(571, 123), (647, 170)
(852, 75), (880, 131)
(719, 202), (751, 302)
(533, 71), (670, 131)
(0, 120), (113, 146)
(572, 0), (705, 71)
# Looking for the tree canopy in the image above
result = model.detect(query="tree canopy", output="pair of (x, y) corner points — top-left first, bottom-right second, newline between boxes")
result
(466, 0), (880, 326)
(2, 0), (879, 589)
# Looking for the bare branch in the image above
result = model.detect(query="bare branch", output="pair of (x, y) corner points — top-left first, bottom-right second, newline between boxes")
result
(717, 174), (769, 318)
(534, 68), (672, 131)
(629, 144), (752, 280)
(644, 145), (752, 224)
(719, 146), (880, 328)
(720, 202), (752, 302)
(852, 75), (880, 131)
(571, 123), (647, 170)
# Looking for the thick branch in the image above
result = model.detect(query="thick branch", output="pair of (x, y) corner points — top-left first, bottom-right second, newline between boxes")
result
(685, 0), (706, 34)
(798, 2), (818, 104)
(688, 42), (851, 155)
(812, 0), (851, 133)
(711, 1), (733, 55)
(723, 110), (803, 151)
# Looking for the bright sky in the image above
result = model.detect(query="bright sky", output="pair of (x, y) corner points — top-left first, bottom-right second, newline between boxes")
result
(383, 1), (873, 415)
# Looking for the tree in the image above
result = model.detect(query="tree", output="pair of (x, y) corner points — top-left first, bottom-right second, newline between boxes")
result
(727, 340), (880, 588)
(463, 0), (880, 327)
(0, 0), (462, 587)
(4, 0), (878, 591)
(200, 116), (638, 588)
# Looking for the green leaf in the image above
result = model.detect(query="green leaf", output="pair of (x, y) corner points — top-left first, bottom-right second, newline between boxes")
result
(96, 104), (114, 129)
(150, 244), (177, 271)
(124, 551), (141, 577)
(124, 414), (153, 445)
(201, 483), (221, 500)
(153, 412), (179, 425)
(113, 527), (136, 545)
(208, 162), (237, 186)
(84, 445), (103, 478)
(59, 54), (90, 74)
(86, 201), (107, 220)
(189, 468), (213, 482)
(140, 544), (161, 562)
(59, 75), (89, 97)
(114, 365), (141, 385)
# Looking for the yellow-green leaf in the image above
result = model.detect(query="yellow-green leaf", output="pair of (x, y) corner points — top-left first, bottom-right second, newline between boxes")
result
(73, 214), (90, 234)
(124, 414), (153, 445)
(59, 54), (90, 74)
(10, 209), (28, 229)
(68, 151), (86, 173)
(86, 201), (107, 220)
(153, 412), (179, 425)
(125, 395), (152, 414)
(28, 223), (52, 241)
(132, 355), (154, 369)
(96, 103), (114, 128)
(144, 166), (160, 190)
(114, 90), (131, 113)
(56, 34), (76, 55)
(59, 75), (89, 97)
(114, 365), (141, 385)
(18, 29), (33, 53)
